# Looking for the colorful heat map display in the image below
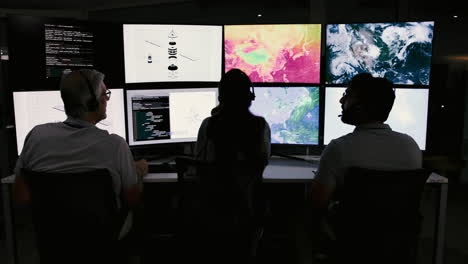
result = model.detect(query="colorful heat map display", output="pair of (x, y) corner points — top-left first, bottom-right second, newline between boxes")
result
(225, 24), (321, 83)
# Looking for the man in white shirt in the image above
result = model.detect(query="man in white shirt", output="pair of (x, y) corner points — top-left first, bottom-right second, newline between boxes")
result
(313, 73), (422, 208)
(13, 69), (148, 239)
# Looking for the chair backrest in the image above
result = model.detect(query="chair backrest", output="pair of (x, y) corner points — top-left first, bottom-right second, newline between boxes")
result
(174, 157), (265, 262)
(175, 157), (264, 223)
(22, 168), (121, 263)
(335, 167), (431, 264)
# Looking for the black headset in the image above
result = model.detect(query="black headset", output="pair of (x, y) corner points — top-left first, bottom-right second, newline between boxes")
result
(78, 70), (99, 112)
(248, 80), (256, 101)
(241, 70), (255, 101)
(219, 69), (256, 102)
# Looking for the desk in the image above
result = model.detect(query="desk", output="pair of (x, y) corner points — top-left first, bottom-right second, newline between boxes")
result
(2, 159), (448, 264)
(144, 157), (318, 183)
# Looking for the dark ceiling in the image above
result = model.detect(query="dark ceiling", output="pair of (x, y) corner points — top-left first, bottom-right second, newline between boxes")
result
(0, 0), (466, 23)
(0, 0), (463, 13)
(0, 0), (188, 10)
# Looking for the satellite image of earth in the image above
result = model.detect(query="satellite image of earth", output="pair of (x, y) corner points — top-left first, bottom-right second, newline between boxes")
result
(250, 87), (319, 145)
(326, 22), (434, 85)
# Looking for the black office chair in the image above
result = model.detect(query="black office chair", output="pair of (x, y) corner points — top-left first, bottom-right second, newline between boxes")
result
(330, 167), (431, 264)
(22, 168), (126, 264)
(174, 157), (266, 264)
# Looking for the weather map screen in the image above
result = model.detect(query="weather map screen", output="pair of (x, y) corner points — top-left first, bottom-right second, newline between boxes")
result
(324, 87), (429, 150)
(225, 24), (321, 83)
(249, 87), (320, 145)
(326, 21), (434, 85)
(13, 89), (126, 154)
(126, 88), (218, 146)
(123, 24), (222, 83)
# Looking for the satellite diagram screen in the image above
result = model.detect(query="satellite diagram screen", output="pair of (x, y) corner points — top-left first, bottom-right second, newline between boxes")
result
(123, 24), (222, 83)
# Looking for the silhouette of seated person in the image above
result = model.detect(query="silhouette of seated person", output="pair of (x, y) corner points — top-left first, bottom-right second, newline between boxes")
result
(13, 69), (148, 263)
(311, 73), (422, 252)
(194, 68), (271, 262)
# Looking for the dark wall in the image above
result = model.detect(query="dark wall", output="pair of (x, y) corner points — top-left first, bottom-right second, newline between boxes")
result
(0, 18), (6, 46)
(1, 17), (16, 178)
(88, 1), (311, 24)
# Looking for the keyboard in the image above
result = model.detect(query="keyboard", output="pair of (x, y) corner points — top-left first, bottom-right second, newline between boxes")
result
(148, 163), (177, 173)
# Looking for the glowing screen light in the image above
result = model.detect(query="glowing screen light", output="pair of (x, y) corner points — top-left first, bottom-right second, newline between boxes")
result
(225, 24), (321, 83)
(326, 21), (434, 85)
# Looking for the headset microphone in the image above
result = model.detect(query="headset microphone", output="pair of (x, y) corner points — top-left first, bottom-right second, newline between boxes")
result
(338, 114), (342, 117)
(250, 84), (256, 101)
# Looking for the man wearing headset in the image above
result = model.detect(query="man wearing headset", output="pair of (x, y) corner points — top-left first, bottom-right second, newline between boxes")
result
(312, 73), (422, 212)
(13, 69), (148, 240)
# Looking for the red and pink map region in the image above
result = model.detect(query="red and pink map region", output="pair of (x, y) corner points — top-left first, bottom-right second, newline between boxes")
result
(225, 24), (321, 83)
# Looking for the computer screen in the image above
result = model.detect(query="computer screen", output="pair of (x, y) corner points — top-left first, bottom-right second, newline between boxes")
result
(126, 88), (218, 146)
(249, 86), (320, 145)
(224, 24), (321, 83)
(123, 24), (222, 83)
(324, 87), (429, 150)
(326, 21), (434, 85)
(7, 15), (96, 91)
(13, 89), (126, 154)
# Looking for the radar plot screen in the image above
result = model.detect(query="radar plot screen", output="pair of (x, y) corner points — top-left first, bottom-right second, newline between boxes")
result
(326, 21), (434, 85)
(13, 89), (126, 154)
(324, 87), (428, 150)
(123, 24), (222, 83)
(126, 88), (218, 146)
(225, 24), (321, 83)
(249, 87), (320, 145)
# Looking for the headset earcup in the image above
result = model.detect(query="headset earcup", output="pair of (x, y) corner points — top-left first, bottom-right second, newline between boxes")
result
(79, 70), (99, 112)
(250, 92), (256, 101)
(88, 98), (98, 112)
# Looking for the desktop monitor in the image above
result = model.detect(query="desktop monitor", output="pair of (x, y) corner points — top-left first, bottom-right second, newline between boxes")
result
(249, 86), (320, 145)
(123, 24), (222, 83)
(324, 87), (429, 150)
(13, 89), (126, 155)
(326, 21), (434, 85)
(7, 15), (95, 91)
(126, 88), (218, 146)
(224, 24), (321, 83)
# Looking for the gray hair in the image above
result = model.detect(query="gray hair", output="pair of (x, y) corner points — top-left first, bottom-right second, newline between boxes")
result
(60, 69), (105, 118)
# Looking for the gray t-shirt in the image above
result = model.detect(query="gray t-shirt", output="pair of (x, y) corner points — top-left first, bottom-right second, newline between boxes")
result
(316, 123), (422, 190)
(15, 117), (138, 238)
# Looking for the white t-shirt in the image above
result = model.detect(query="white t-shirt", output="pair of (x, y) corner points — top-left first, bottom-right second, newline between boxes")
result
(315, 123), (422, 190)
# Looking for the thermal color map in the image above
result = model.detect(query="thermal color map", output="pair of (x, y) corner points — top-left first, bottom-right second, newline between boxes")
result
(225, 24), (321, 83)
